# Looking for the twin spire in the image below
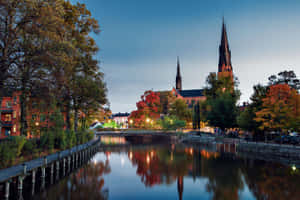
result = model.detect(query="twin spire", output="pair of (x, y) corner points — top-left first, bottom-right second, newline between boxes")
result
(175, 18), (233, 89)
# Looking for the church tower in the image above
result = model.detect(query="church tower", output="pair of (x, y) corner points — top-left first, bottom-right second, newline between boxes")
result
(218, 18), (233, 80)
(176, 56), (182, 90)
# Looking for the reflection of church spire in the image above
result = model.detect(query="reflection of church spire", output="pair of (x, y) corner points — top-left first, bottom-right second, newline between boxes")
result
(177, 176), (183, 200)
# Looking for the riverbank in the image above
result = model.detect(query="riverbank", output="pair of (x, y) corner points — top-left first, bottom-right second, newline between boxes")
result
(181, 134), (300, 162)
(0, 130), (94, 169)
(0, 138), (100, 199)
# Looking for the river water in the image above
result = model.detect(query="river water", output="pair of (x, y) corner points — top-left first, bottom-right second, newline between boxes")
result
(31, 142), (300, 200)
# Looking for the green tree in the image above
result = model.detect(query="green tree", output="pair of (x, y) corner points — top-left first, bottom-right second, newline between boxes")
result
(237, 84), (267, 134)
(204, 72), (240, 130)
(168, 99), (192, 122)
(206, 91), (239, 130)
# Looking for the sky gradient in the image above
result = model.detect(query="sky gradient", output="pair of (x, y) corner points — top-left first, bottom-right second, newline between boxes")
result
(72, 0), (300, 113)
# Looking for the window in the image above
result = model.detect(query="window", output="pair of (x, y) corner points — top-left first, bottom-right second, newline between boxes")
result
(40, 114), (46, 122)
(13, 125), (16, 133)
(13, 111), (16, 118)
(32, 114), (37, 120)
(6, 101), (11, 108)
(4, 114), (11, 122)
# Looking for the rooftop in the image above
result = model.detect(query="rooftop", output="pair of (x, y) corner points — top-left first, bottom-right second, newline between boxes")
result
(178, 89), (204, 98)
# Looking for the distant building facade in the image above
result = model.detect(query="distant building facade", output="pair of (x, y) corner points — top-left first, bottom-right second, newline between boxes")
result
(0, 91), (21, 138)
(0, 91), (67, 139)
(112, 112), (130, 128)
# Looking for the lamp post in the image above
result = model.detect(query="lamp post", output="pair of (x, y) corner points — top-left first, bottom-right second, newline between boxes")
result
(129, 119), (133, 128)
(146, 118), (150, 129)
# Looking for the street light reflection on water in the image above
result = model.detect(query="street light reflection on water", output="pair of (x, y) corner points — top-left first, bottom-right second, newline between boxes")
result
(31, 146), (300, 200)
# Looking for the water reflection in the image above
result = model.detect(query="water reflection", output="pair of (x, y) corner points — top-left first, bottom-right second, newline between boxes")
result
(34, 159), (110, 200)
(32, 145), (300, 200)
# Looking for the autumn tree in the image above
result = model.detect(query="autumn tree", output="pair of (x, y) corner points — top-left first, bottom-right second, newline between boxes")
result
(129, 91), (161, 128)
(255, 84), (300, 132)
(1, 0), (107, 135)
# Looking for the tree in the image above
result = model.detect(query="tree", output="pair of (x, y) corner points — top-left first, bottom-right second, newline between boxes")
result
(255, 84), (300, 132)
(203, 72), (240, 130)
(237, 84), (267, 135)
(129, 91), (161, 128)
(206, 91), (239, 130)
(1, 0), (108, 135)
(268, 70), (300, 91)
(168, 99), (192, 122)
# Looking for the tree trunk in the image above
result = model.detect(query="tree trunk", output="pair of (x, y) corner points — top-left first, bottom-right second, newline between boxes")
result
(20, 89), (27, 136)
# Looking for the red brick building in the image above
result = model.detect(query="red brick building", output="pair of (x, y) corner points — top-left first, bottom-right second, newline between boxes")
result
(0, 91), (67, 139)
(0, 91), (21, 138)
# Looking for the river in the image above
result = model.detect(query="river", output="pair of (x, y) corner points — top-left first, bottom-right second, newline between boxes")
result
(31, 141), (300, 200)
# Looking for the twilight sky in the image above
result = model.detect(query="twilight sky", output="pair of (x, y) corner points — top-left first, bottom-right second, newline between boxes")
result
(72, 0), (300, 113)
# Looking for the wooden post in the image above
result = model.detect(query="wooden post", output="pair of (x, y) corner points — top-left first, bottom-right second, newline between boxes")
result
(41, 166), (46, 190)
(17, 175), (25, 199)
(68, 156), (71, 173)
(56, 161), (60, 181)
(4, 181), (10, 199)
(31, 170), (36, 196)
(63, 158), (66, 176)
(50, 163), (54, 184)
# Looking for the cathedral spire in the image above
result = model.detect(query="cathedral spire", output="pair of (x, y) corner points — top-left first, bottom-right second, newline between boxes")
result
(176, 56), (182, 90)
(218, 18), (233, 78)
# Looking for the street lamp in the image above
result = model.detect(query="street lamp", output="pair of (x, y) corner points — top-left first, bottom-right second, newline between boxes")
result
(146, 118), (150, 123)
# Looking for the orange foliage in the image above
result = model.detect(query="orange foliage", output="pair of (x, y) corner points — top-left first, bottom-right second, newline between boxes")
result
(129, 90), (161, 128)
(255, 84), (300, 131)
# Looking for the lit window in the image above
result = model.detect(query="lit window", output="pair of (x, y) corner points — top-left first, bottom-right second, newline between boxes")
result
(4, 114), (11, 122)
(13, 125), (16, 133)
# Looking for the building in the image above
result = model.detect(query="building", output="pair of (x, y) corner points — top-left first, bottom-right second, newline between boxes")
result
(152, 19), (234, 129)
(112, 112), (130, 128)
(0, 91), (21, 138)
(218, 18), (233, 80)
(172, 19), (233, 107)
(0, 91), (67, 139)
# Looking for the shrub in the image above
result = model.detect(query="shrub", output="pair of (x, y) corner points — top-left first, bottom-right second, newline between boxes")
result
(160, 116), (186, 130)
(40, 131), (54, 151)
(0, 141), (17, 167)
(66, 130), (76, 148)
(54, 131), (67, 150)
(11, 136), (26, 157)
(76, 130), (94, 145)
(23, 139), (38, 155)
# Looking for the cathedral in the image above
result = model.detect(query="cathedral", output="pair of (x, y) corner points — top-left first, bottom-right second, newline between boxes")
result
(171, 19), (233, 108)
